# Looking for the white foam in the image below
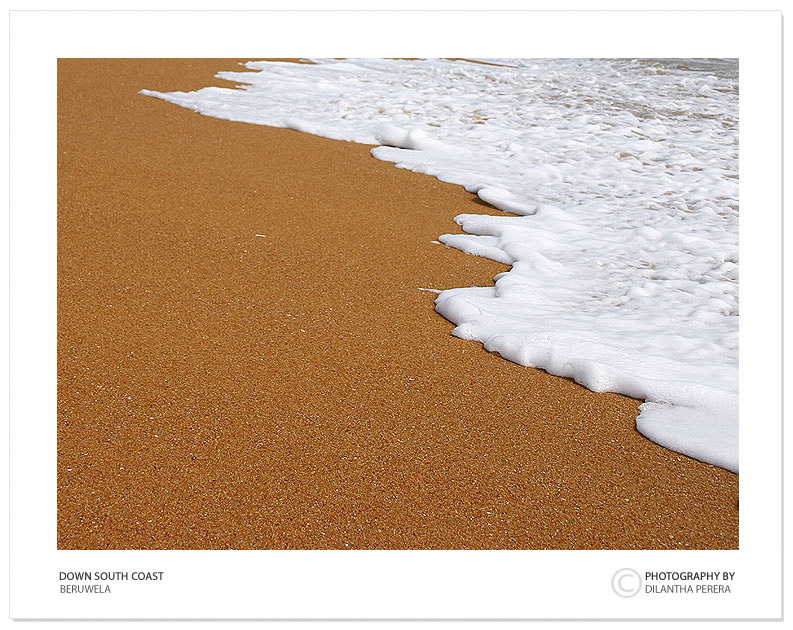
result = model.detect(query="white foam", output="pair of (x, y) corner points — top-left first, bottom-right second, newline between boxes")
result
(141, 58), (739, 472)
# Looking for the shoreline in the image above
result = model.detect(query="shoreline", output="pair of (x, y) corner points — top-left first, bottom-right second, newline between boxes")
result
(58, 59), (738, 549)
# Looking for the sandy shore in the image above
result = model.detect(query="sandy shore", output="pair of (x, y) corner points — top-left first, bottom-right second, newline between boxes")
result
(57, 59), (738, 549)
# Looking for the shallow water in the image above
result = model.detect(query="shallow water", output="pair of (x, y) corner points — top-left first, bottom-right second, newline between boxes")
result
(141, 58), (739, 471)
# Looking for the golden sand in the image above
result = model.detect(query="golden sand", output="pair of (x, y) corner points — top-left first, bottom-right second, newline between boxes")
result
(57, 59), (738, 549)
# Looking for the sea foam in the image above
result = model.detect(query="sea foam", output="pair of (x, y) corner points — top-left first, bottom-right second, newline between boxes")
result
(141, 58), (739, 472)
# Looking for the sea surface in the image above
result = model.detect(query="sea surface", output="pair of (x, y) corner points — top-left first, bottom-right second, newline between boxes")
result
(141, 58), (739, 472)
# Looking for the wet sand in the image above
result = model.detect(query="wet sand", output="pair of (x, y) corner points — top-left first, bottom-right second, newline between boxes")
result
(57, 59), (738, 549)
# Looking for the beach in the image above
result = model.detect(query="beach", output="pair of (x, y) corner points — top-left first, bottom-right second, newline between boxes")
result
(58, 59), (738, 549)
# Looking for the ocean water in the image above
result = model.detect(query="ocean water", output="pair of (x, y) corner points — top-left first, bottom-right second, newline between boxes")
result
(141, 58), (739, 472)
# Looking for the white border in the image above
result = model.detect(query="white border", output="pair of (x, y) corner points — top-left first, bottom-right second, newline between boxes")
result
(8, 8), (783, 622)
